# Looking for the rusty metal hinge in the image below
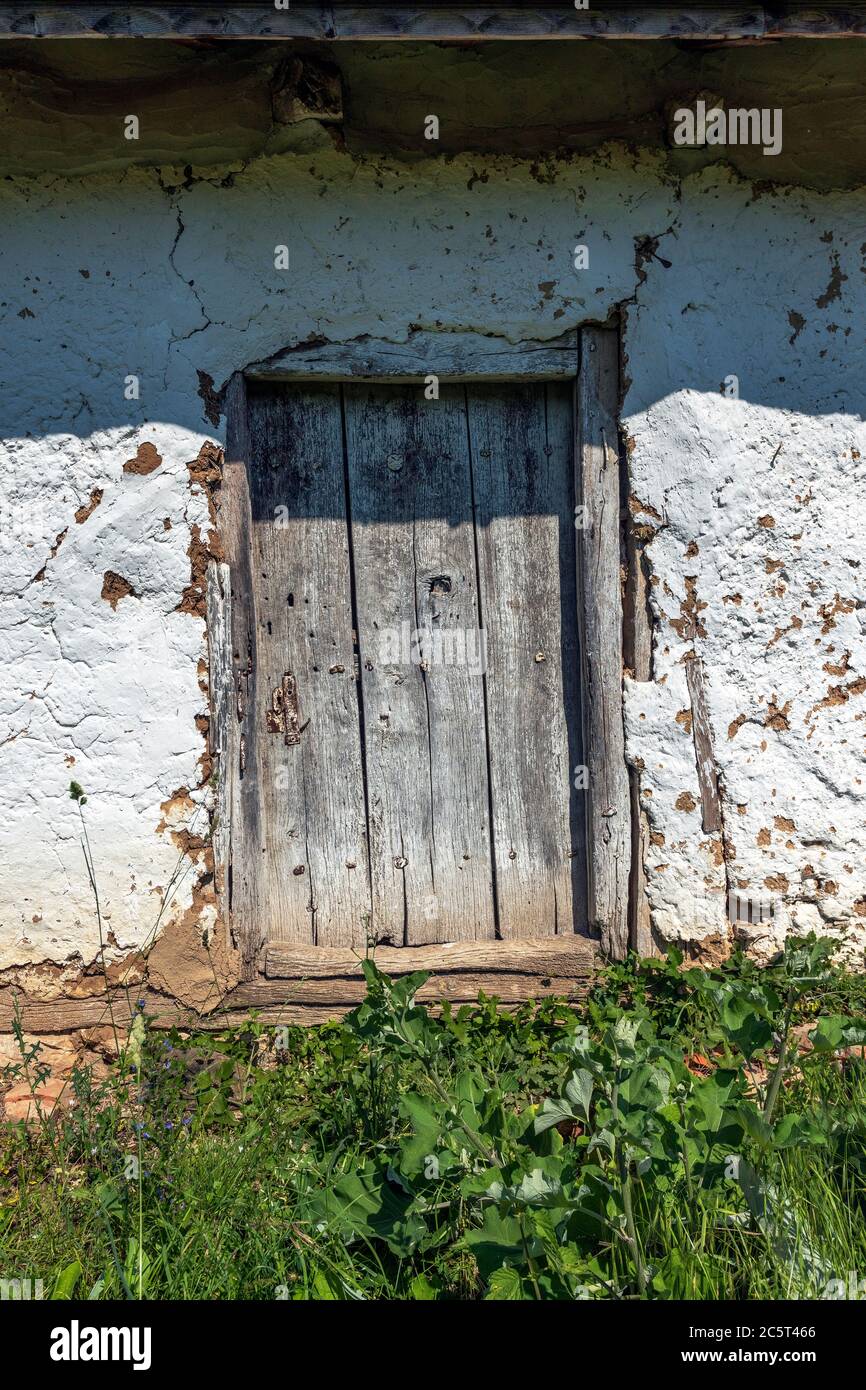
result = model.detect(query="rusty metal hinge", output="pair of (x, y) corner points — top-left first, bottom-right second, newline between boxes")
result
(266, 672), (301, 746)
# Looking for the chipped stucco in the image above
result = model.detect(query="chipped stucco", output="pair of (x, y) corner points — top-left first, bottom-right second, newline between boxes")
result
(0, 139), (864, 988)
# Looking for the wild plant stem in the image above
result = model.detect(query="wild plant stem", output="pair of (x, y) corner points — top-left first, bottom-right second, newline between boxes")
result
(518, 1215), (543, 1300)
(764, 990), (796, 1123)
(426, 1065), (497, 1165)
(137, 1057), (144, 1299)
(617, 1143), (649, 1296)
(679, 1098), (695, 1204)
(76, 801), (120, 1055)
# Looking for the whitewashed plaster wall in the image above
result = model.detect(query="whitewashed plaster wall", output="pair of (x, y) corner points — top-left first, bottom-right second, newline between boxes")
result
(0, 144), (863, 979)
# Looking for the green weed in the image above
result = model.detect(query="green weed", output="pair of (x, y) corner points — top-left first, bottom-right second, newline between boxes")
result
(2, 935), (865, 1300)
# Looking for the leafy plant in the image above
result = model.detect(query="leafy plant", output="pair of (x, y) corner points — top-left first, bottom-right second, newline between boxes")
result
(2, 934), (866, 1300)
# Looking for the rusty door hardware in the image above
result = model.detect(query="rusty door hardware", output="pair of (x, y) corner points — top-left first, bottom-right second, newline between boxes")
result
(266, 672), (301, 746)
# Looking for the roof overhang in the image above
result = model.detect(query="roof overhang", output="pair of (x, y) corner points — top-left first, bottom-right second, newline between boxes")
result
(2, 3), (866, 42)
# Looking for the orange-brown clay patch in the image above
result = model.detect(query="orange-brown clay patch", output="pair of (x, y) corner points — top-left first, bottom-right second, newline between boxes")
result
(818, 593), (855, 635)
(123, 442), (162, 475)
(146, 879), (240, 1013)
(101, 570), (137, 610)
(74, 488), (103, 524)
(765, 699), (791, 731)
(669, 575), (707, 642)
(765, 873), (790, 892)
(177, 443), (225, 619)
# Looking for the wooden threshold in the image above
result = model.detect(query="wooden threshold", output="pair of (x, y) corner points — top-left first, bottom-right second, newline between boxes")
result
(0, 936), (599, 1035)
(252, 935), (599, 1007)
(263, 934), (597, 979)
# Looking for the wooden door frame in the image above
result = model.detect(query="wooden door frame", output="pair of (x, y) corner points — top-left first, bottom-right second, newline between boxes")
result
(211, 324), (631, 985)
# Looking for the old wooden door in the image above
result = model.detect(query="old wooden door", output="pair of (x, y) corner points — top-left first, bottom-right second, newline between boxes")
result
(221, 373), (591, 956)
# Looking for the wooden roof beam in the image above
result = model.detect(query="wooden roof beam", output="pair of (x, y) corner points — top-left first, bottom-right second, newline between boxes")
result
(2, 6), (866, 43)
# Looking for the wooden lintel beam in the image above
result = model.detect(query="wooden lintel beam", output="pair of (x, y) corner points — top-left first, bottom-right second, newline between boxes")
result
(245, 331), (579, 383)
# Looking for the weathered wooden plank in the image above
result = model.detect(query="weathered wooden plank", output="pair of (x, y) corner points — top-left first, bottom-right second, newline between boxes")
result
(326, 4), (768, 40)
(222, 372), (264, 978)
(0, 941), (598, 1034)
(0, 975), (592, 1033)
(343, 383), (495, 944)
(246, 383), (372, 946)
(685, 653), (722, 834)
(576, 328), (630, 958)
(248, 331), (580, 383)
(264, 934), (597, 979)
(0, 988), (342, 1032)
(0, 983), (596, 1036)
(768, 7), (866, 36)
(10, 7), (865, 44)
(623, 524), (657, 956)
(205, 560), (233, 925)
(468, 381), (587, 938)
(234, 972), (591, 1006)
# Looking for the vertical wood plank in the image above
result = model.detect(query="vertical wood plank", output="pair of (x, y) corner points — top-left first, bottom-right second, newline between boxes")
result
(205, 559), (233, 930)
(685, 654), (722, 835)
(343, 383), (495, 944)
(246, 383), (372, 946)
(468, 381), (587, 938)
(222, 372), (264, 977)
(624, 527), (657, 956)
(576, 327), (631, 958)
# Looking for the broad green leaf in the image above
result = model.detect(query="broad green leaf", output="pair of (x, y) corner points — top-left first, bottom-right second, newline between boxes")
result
(588, 1127), (616, 1157)
(398, 1092), (444, 1176)
(410, 1273), (438, 1300)
(307, 1162), (427, 1257)
(618, 1062), (670, 1114)
(690, 1069), (743, 1132)
(485, 1266), (526, 1301)
(534, 1097), (576, 1135)
(456, 1070), (485, 1106)
(96, 1183), (123, 1218)
(513, 1167), (564, 1208)
(613, 1016), (641, 1051)
(738, 1104), (774, 1148)
(809, 1015), (866, 1053)
(772, 1112), (827, 1148)
(462, 1207), (525, 1279)
(565, 1069), (593, 1120)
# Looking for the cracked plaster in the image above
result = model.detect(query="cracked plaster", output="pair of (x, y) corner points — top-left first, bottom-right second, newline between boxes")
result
(0, 141), (864, 978)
